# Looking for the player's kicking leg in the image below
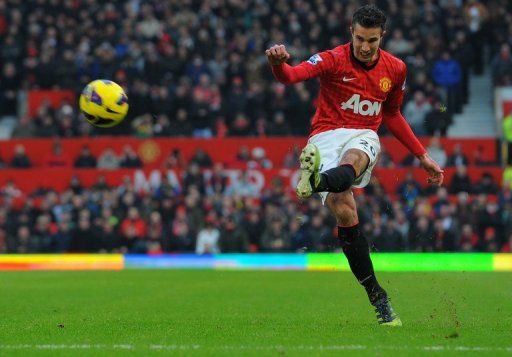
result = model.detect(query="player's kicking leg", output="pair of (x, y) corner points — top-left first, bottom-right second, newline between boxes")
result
(296, 143), (401, 326)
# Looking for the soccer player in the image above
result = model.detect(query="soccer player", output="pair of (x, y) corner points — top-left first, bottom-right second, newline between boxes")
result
(266, 5), (444, 326)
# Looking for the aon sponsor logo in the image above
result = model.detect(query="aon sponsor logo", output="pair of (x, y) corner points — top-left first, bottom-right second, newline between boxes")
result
(341, 94), (382, 116)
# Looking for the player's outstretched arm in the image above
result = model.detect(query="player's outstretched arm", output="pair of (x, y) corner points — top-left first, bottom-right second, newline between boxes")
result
(266, 44), (332, 85)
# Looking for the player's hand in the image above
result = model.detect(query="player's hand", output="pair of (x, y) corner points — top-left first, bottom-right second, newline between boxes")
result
(418, 153), (444, 186)
(265, 44), (290, 65)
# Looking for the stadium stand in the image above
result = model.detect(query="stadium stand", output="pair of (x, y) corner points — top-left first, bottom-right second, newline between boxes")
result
(0, 0), (511, 254)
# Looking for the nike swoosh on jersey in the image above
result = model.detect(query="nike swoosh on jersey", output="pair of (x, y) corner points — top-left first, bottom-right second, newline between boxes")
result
(342, 77), (357, 82)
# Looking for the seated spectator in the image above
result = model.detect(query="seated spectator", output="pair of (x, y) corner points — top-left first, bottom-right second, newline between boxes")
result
(424, 100), (452, 136)
(182, 162), (205, 196)
(1, 180), (22, 200)
(219, 216), (249, 253)
(119, 145), (143, 168)
(169, 109), (193, 137)
(206, 162), (228, 196)
(119, 207), (147, 252)
(408, 216), (435, 252)
(400, 153), (420, 167)
(226, 170), (259, 198)
(43, 141), (72, 168)
(248, 147), (273, 169)
(403, 90), (432, 135)
(385, 29), (414, 58)
(230, 145), (251, 169)
(268, 111), (291, 136)
(260, 216), (290, 252)
(229, 113), (252, 136)
(376, 146), (395, 168)
(396, 171), (422, 207)
(190, 148), (213, 168)
(491, 43), (512, 87)
(446, 143), (469, 167)
(426, 136), (447, 168)
(12, 115), (36, 138)
(449, 165), (472, 194)
(153, 114), (171, 137)
(132, 113), (153, 138)
(474, 172), (500, 195)
(97, 148), (120, 169)
(92, 175), (110, 191)
(146, 211), (164, 254)
(74, 145), (97, 168)
(459, 224), (478, 252)
(282, 144), (301, 169)
(195, 216), (220, 254)
(161, 148), (185, 170)
(69, 176), (84, 195)
(10, 144), (32, 168)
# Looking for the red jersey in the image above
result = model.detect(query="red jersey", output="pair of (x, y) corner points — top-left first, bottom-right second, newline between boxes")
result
(272, 43), (407, 137)
(271, 42), (426, 157)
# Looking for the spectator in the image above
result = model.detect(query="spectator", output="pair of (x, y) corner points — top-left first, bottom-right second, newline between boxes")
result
(195, 217), (220, 254)
(426, 137), (447, 168)
(248, 147), (273, 169)
(424, 100), (452, 137)
(161, 148), (186, 170)
(182, 162), (206, 196)
(396, 171), (422, 209)
(449, 165), (472, 194)
(491, 43), (512, 86)
(282, 144), (301, 169)
(385, 29), (414, 58)
(408, 216), (435, 252)
(12, 115), (36, 138)
(119, 207), (147, 252)
(97, 148), (120, 170)
(10, 144), (32, 168)
(474, 172), (500, 195)
(74, 145), (97, 168)
(43, 141), (72, 168)
(260, 217), (290, 252)
(403, 90), (432, 135)
(226, 170), (259, 198)
(190, 148), (213, 168)
(432, 51), (462, 114)
(206, 162), (228, 197)
(219, 216), (249, 253)
(119, 145), (143, 168)
(446, 144), (469, 167)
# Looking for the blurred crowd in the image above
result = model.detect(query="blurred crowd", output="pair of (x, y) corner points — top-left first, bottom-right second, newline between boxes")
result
(0, 0), (511, 138)
(0, 146), (509, 254)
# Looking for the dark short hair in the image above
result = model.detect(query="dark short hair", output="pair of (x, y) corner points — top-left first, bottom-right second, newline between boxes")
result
(352, 5), (387, 31)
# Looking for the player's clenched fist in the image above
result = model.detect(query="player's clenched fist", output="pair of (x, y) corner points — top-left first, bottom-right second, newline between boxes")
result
(265, 44), (290, 65)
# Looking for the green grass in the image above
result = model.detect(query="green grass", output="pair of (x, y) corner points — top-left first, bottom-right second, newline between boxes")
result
(0, 270), (511, 356)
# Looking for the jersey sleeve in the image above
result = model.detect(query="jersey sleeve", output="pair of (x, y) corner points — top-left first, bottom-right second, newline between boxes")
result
(382, 62), (407, 116)
(271, 50), (336, 85)
(382, 62), (426, 157)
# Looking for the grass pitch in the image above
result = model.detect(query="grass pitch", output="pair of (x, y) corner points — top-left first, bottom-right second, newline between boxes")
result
(0, 270), (511, 356)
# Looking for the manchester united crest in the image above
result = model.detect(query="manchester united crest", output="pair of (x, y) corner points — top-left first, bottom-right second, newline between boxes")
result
(138, 140), (161, 164)
(379, 77), (392, 93)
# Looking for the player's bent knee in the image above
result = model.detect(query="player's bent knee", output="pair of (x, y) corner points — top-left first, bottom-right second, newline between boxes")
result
(341, 149), (370, 178)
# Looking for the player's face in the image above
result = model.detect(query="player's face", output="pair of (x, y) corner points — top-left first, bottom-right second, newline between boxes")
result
(350, 24), (384, 63)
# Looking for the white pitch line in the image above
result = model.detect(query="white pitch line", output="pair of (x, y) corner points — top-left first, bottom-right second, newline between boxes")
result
(0, 344), (510, 352)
